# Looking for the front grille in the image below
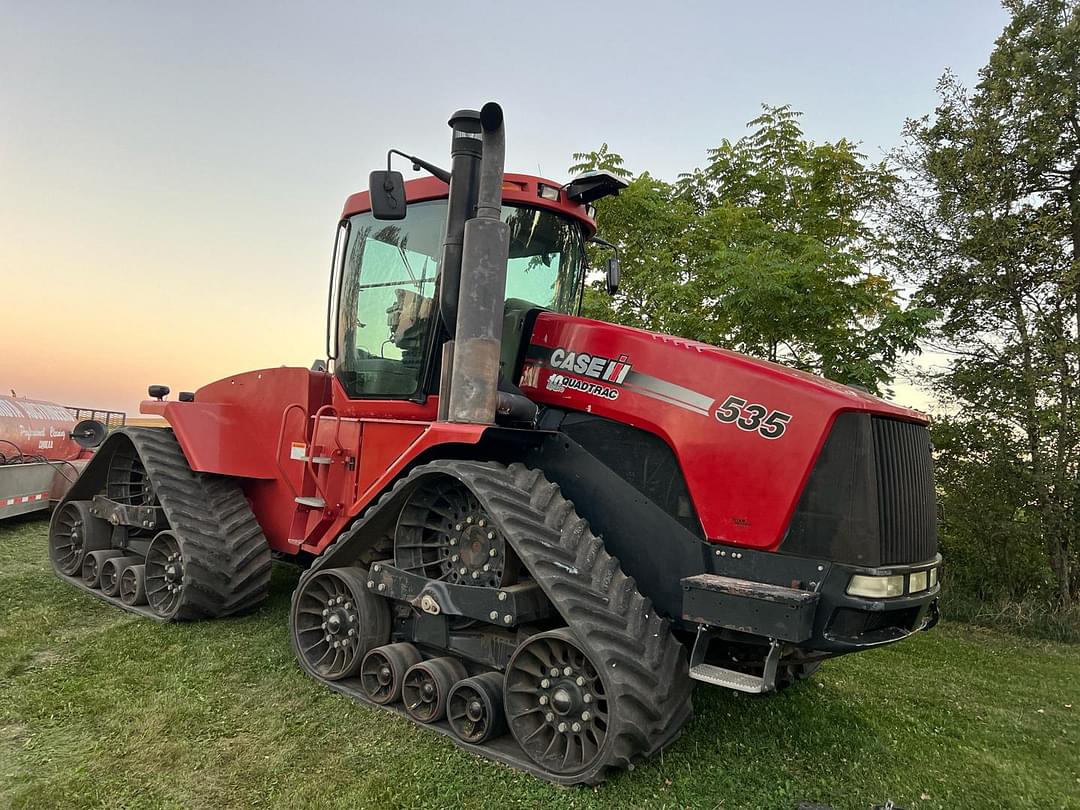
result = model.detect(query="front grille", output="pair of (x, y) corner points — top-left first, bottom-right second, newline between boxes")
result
(872, 417), (937, 564)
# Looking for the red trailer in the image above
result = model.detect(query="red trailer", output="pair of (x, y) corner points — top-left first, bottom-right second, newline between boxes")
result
(0, 395), (116, 520)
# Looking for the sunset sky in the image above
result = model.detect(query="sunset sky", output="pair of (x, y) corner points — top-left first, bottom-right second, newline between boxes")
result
(1, 1), (1007, 416)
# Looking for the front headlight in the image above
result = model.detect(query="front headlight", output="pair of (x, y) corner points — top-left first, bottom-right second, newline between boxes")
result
(847, 574), (905, 598)
(909, 570), (929, 593)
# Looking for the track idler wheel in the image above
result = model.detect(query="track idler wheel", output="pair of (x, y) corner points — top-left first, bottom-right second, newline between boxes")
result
(505, 629), (609, 779)
(447, 672), (506, 744)
(401, 657), (467, 724)
(82, 549), (125, 589)
(120, 564), (147, 606)
(290, 567), (390, 680)
(360, 643), (422, 705)
(99, 555), (142, 598)
(144, 531), (189, 619)
(49, 500), (111, 577)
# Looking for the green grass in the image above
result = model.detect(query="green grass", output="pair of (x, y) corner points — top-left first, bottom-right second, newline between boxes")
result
(1, 517), (1077, 810)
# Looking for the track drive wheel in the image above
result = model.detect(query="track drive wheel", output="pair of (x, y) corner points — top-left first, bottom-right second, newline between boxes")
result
(49, 501), (111, 576)
(290, 567), (390, 680)
(448, 672), (506, 744)
(361, 643), (422, 705)
(394, 478), (518, 588)
(401, 657), (467, 723)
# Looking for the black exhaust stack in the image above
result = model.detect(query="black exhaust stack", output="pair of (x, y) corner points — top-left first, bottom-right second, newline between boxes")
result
(444, 102), (510, 425)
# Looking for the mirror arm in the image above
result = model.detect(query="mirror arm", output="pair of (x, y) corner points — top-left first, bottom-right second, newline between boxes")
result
(387, 149), (451, 184)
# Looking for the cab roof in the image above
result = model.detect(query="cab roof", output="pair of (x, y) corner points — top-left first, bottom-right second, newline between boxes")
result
(341, 173), (597, 236)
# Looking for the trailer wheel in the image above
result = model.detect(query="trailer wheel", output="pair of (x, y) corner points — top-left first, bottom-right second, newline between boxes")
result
(49, 501), (111, 576)
(290, 567), (390, 680)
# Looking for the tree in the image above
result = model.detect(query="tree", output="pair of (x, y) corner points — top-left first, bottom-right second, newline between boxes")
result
(891, 0), (1080, 607)
(568, 143), (632, 179)
(576, 106), (931, 394)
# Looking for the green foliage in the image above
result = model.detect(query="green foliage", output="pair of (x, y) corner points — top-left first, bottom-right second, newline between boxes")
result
(892, 0), (1080, 608)
(567, 143), (631, 179)
(577, 106), (932, 394)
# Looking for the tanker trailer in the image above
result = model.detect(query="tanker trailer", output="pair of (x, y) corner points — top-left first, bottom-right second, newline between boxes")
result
(0, 395), (114, 520)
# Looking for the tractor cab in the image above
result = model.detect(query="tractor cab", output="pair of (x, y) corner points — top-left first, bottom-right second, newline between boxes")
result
(331, 174), (599, 403)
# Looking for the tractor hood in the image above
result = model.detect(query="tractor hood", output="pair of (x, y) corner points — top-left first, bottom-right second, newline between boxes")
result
(518, 312), (927, 550)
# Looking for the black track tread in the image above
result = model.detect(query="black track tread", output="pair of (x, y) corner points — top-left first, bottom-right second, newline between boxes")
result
(303, 459), (693, 784)
(122, 428), (272, 620)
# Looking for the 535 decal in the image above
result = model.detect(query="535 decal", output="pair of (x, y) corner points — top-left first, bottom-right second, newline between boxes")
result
(714, 394), (792, 439)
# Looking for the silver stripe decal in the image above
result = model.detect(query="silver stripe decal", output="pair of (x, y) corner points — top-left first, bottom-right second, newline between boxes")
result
(623, 371), (715, 414)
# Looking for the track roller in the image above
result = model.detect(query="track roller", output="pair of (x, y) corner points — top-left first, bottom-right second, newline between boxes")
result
(447, 672), (506, 744)
(360, 643), (422, 705)
(82, 549), (125, 589)
(290, 567), (390, 680)
(100, 555), (143, 598)
(401, 657), (467, 723)
(120, 564), (147, 606)
(49, 501), (111, 577)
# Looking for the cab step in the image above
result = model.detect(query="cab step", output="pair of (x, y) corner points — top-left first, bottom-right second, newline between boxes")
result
(688, 634), (782, 694)
(294, 496), (326, 508)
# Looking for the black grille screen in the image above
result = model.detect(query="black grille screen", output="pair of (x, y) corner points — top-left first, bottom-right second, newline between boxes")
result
(872, 417), (937, 564)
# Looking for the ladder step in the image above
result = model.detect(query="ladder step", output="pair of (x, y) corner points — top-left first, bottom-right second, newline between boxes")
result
(689, 663), (771, 694)
(299, 455), (332, 464)
(295, 496), (326, 508)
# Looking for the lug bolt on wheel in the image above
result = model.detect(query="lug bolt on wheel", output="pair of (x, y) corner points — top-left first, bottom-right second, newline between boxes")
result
(489, 611), (498, 620)
(558, 722), (567, 733)
(550, 667), (559, 677)
(563, 667), (573, 676)
(581, 711), (590, 721)
(583, 693), (593, 703)
(539, 695), (548, 705)
(572, 722), (582, 732)
(541, 678), (550, 688)
(545, 712), (555, 723)
(576, 676), (585, 686)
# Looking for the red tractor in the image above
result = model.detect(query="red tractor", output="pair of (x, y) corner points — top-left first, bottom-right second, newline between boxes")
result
(49, 103), (940, 784)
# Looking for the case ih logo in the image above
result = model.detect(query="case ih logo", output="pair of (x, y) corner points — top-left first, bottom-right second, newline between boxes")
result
(548, 347), (632, 385)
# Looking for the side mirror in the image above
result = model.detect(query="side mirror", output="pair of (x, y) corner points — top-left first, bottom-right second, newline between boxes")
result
(369, 170), (407, 220)
(606, 255), (620, 295)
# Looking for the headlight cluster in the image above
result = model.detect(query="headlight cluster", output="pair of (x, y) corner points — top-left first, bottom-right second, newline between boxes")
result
(846, 566), (939, 598)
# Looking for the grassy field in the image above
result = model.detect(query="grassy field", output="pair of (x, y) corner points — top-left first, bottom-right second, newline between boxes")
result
(1, 517), (1077, 810)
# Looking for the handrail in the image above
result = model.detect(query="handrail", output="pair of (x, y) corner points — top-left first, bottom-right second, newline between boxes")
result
(273, 402), (308, 500)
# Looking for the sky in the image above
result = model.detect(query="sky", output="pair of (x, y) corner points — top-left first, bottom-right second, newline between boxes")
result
(1, 1), (1009, 416)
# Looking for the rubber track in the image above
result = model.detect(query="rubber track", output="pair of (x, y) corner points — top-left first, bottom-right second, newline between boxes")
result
(303, 459), (693, 784)
(55, 428), (273, 621)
